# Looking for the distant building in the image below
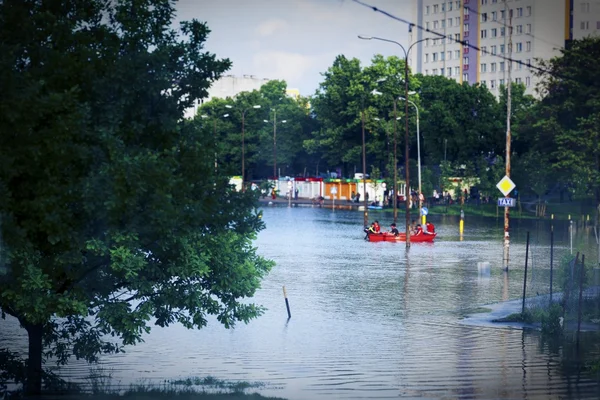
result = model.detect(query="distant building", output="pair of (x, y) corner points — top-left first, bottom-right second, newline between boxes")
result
(286, 88), (301, 100)
(184, 74), (271, 119)
(411, 0), (600, 97)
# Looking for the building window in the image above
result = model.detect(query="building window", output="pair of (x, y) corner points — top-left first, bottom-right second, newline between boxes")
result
(448, 2), (453, 11)
(425, 69), (429, 75)
(463, 73), (469, 81)
(481, 29), (487, 38)
(516, 25), (523, 34)
(448, 18), (453, 27)
(454, 49), (460, 58)
(526, 6), (531, 16)
(480, 63), (487, 72)
(500, 44), (505, 53)
(442, 19), (446, 28)
(481, 80), (487, 87)
(517, 7), (523, 17)
(440, 51), (445, 60)
(526, 24), (531, 33)
(582, 3), (590, 13)
(439, 69), (444, 76)
(463, 56), (469, 65)
(526, 41), (531, 51)
(447, 51), (452, 60)
(464, 23), (469, 31)
(481, 0), (487, 4)
(425, 53), (429, 62)
(500, 78), (505, 86)
(581, 21), (590, 30)
(525, 76), (531, 86)
(455, 33), (461, 41)
(481, 12), (488, 22)
(433, 68), (438, 75)
(516, 42), (522, 52)
(500, 27), (505, 36)
(492, 11), (497, 20)
(454, 66), (460, 75)
(426, 5), (430, 14)
(491, 28), (497, 37)
(516, 61), (522, 70)
(434, 20), (439, 29)
(491, 45), (497, 55)
(490, 80), (496, 89)
(501, 9), (506, 19)
(441, 2), (446, 12)
(515, 77), (522, 84)
(481, 46), (487, 56)
(455, 16), (460, 26)
(463, 39), (469, 48)
(526, 58), (531, 67)
(434, 4), (439, 13)
(491, 63), (497, 72)
(433, 53), (438, 61)
(426, 21), (430, 29)
(500, 61), (505, 71)
(447, 67), (452, 76)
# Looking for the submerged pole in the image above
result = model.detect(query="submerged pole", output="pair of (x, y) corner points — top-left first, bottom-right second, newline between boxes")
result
(283, 286), (291, 319)
(521, 231), (530, 315)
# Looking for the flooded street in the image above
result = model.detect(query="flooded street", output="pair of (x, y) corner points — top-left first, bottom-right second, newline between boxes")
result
(2, 206), (599, 399)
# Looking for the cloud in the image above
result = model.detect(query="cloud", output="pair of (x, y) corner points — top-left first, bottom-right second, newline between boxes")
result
(256, 18), (288, 37)
(252, 51), (316, 81)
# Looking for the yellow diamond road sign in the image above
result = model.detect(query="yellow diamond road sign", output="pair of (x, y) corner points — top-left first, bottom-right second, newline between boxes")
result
(496, 175), (516, 196)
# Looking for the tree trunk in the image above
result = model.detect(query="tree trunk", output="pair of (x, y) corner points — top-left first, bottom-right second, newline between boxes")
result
(24, 323), (44, 396)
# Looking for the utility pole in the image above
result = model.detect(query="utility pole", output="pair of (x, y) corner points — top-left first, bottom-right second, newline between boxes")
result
(273, 109), (277, 191)
(503, 5), (513, 271)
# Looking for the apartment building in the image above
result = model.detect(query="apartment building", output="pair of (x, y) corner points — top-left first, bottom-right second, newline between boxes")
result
(412, 0), (600, 96)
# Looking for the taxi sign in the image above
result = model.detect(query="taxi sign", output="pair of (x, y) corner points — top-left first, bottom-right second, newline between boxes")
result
(498, 197), (516, 207)
(496, 175), (516, 196)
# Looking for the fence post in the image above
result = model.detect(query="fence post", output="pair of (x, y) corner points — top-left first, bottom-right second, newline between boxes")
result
(577, 254), (585, 346)
(522, 231), (530, 315)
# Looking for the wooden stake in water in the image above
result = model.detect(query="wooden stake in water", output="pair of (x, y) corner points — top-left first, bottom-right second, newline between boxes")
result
(577, 254), (585, 346)
(283, 286), (291, 319)
(521, 231), (530, 315)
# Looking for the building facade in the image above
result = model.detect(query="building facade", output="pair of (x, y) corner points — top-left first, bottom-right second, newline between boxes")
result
(412, 0), (600, 96)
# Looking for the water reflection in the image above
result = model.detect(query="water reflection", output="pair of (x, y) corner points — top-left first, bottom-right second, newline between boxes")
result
(0, 207), (599, 399)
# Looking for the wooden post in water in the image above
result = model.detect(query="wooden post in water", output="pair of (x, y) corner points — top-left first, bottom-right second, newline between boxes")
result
(577, 254), (585, 346)
(550, 216), (554, 304)
(522, 231), (530, 315)
(283, 286), (291, 319)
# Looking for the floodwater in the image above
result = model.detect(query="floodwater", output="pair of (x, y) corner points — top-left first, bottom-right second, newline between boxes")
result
(2, 206), (600, 399)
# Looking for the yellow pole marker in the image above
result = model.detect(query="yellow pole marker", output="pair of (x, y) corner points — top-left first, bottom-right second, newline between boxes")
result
(459, 209), (464, 235)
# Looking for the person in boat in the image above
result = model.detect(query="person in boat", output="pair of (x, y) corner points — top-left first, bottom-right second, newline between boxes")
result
(426, 222), (435, 233)
(410, 219), (417, 235)
(389, 223), (400, 236)
(414, 224), (424, 236)
(365, 222), (377, 234)
(373, 220), (381, 233)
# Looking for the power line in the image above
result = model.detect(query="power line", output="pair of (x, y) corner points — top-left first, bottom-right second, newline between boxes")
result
(350, 0), (554, 77)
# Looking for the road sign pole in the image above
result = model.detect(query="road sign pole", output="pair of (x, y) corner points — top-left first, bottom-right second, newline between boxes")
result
(497, 176), (515, 272)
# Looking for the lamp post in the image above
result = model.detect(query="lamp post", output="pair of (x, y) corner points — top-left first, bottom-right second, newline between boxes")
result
(225, 104), (261, 191)
(360, 88), (383, 227)
(264, 109), (286, 192)
(398, 96), (420, 217)
(358, 32), (427, 247)
(201, 113), (230, 170)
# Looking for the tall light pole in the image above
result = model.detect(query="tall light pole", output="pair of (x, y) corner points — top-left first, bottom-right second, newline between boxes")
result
(201, 113), (229, 171)
(399, 96), (420, 217)
(225, 104), (261, 191)
(360, 88), (383, 227)
(358, 31), (428, 248)
(264, 109), (286, 191)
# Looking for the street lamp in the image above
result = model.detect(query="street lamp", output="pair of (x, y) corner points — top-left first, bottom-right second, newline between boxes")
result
(201, 113), (230, 170)
(360, 88), (383, 227)
(398, 95), (421, 217)
(225, 104), (261, 191)
(359, 30), (428, 248)
(264, 109), (286, 191)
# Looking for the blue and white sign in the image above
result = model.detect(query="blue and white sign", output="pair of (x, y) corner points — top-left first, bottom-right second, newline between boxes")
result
(421, 206), (429, 216)
(497, 197), (516, 207)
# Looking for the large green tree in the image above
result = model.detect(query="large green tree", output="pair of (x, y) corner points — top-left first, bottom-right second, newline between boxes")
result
(529, 37), (600, 205)
(0, 0), (273, 394)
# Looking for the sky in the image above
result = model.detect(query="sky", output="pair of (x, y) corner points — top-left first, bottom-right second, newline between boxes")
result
(175, 0), (416, 97)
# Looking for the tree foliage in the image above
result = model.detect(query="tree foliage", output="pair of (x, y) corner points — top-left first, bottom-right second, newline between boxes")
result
(0, 0), (273, 394)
